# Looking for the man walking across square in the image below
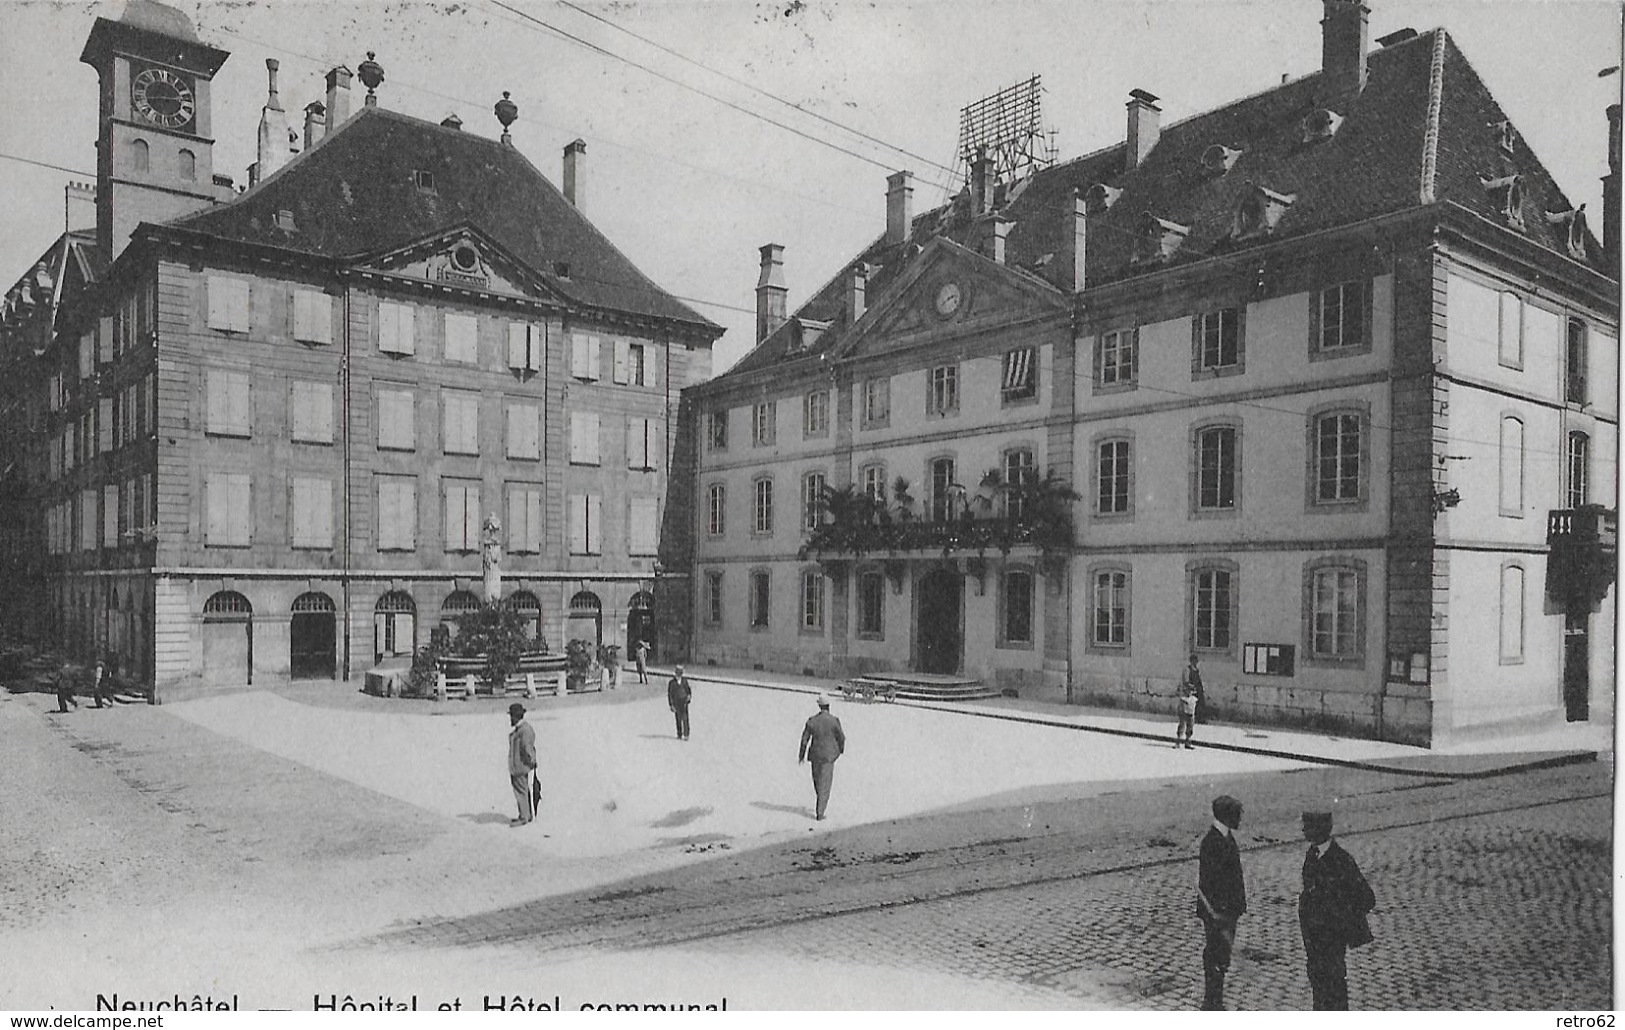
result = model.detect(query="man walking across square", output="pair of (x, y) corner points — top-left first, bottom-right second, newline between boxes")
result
(1299, 810), (1376, 1010)
(798, 694), (845, 821)
(1196, 794), (1246, 1010)
(667, 664), (692, 740)
(507, 703), (538, 826)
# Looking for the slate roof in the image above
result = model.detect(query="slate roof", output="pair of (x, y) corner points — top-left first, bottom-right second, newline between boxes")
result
(720, 29), (1602, 381)
(164, 106), (718, 332)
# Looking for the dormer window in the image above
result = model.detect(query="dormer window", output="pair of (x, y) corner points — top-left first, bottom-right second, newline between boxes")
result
(413, 169), (436, 192)
(274, 209), (296, 232)
(1495, 120), (1518, 155)
(1200, 144), (1241, 176)
(553, 261), (572, 278)
(1133, 212), (1190, 265)
(1084, 183), (1121, 215)
(1481, 174), (1525, 230)
(1546, 205), (1589, 261)
(1301, 108), (1344, 144)
(1231, 183), (1297, 240)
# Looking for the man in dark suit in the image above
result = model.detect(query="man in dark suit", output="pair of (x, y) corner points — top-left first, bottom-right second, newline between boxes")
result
(797, 695), (845, 821)
(1196, 794), (1246, 1010)
(666, 665), (692, 740)
(1299, 810), (1376, 1010)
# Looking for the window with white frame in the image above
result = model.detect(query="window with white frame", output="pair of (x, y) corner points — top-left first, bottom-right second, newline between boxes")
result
(1003, 346), (1038, 401)
(706, 483), (725, 537)
(205, 472), (252, 546)
(443, 480), (481, 552)
(507, 484), (543, 554)
(571, 332), (602, 380)
(1566, 318), (1588, 404)
(804, 389), (829, 437)
(1001, 568), (1034, 646)
(861, 464), (887, 505)
(754, 477), (774, 535)
(205, 369), (251, 437)
(290, 477), (333, 548)
(628, 496), (659, 556)
(857, 570), (884, 638)
(507, 322), (544, 373)
(1098, 329), (1137, 386)
(568, 493), (603, 555)
(708, 409), (728, 451)
(1195, 425), (1238, 511)
(442, 390), (480, 455)
(930, 457), (957, 522)
(1092, 568), (1129, 647)
(1005, 448), (1035, 519)
(749, 570), (771, 628)
(1191, 565), (1234, 652)
(1497, 291), (1523, 368)
(752, 401), (775, 446)
(290, 381), (334, 444)
(1193, 307), (1242, 373)
(704, 571), (724, 626)
(626, 417), (659, 471)
(803, 471), (826, 531)
(1499, 563), (1525, 662)
(293, 289), (334, 345)
(569, 411), (601, 465)
(1567, 432), (1590, 508)
(928, 364), (959, 415)
(1499, 416), (1524, 515)
(1096, 439), (1131, 515)
(1309, 565), (1361, 659)
(1313, 411), (1364, 504)
(801, 570), (824, 631)
(206, 276), (251, 333)
(1314, 281), (1368, 354)
(377, 388), (416, 450)
(506, 401), (541, 460)
(862, 376), (890, 426)
(377, 476), (416, 550)
(629, 342), (648, 386)
(443, 312), (478, 364)
(378, 300), (416, 356)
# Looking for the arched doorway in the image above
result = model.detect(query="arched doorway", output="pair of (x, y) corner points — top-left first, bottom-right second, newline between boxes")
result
(290, 592), (337, 680)
(202, 591), (253, 687)
(374, 591), (416, 664)
(441, 590), (481, 638)
(627, 590), (655, 661)
(917, 568), (963, 674)
(505, 591), (544, 645)
(568, 591), (602, 647)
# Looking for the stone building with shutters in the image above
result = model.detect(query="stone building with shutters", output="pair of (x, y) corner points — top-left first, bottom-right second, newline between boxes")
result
(684, 1), (1618, 745)
(0, 0), (719, 698)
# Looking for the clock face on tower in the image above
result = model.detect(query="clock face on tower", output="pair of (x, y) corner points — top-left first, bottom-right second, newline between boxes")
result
(131, 67), (196, 130)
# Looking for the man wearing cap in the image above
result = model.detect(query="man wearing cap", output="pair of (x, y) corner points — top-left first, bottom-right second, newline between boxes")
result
(1196, 795), (1246, 1010)
(507, 703), (538, 826)
(1299, 810), (1376, 1009)
(667, 665), (692, 740)
(798, 695), (845, 821)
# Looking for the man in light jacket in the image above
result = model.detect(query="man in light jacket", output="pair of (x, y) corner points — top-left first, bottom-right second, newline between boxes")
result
(508, 703), (537, 826)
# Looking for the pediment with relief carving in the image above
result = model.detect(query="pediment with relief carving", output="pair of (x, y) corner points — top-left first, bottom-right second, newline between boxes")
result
(355, 225), (560, 301)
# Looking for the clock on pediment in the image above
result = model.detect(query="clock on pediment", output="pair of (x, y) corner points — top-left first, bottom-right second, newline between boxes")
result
(131, 64), (196, 131)
(933, 280), (965, 319)
(427, 237), (492, 287)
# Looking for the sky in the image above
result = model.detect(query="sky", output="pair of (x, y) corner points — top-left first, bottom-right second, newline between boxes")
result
(0, 0), (1620, 375)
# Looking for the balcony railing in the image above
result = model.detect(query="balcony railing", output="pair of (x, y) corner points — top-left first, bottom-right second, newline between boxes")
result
(802, 512), (1073, 561)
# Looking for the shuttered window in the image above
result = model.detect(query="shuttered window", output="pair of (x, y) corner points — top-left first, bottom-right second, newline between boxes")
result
(205, 472), (252, 546)
(571, 332), (602, 380)
(570, 411), (601, 465)
(507, 485), (544, 554)
(378, 300), (416, 355)
(626, 416), (659, 471)
(507, 322), (544, 372)
(290, 381), (334, 444)
(444, 312), (478, 364)
(98, 398), (113, 453)
(444, 480), (481, 551)
(377, 388), (415, 451)
(442, 390), (480, 455)
(290, 477), (333, 548)
(102, 485), (117, 549)
(612, 338), (631, 384)
(205, 369), (251, 437)
(568, 493), (603, 555)
(505, 401), (541, 460)
(628, 496), (659, 556)
(377, 476), (417, 550)
(206, 276), (251, 333)
(292, 289), (334, 344)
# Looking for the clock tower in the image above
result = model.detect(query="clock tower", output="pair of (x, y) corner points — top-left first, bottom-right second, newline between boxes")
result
(80, 0), (231, 262)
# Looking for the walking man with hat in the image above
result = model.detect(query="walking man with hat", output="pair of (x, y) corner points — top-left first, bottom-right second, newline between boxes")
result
(798, 695), (845, 821)
(1299, 810), (1376, 1009)
(507, 702), (538, 826)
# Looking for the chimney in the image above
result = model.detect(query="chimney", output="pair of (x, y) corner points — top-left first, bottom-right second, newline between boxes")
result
(755, 243), (787, 344)
(304, 102), (326, 149)
(1125, 89), (1161, 171)
(1320, 0), (1370, 98)
(325, 66), (352, 132)
(256, 59), (289, 181)
(1059, 186), (1087, 292)
(1605, 104), (1621, 279)
(845, 263), (868, 324)
(978, 213), (1012, 264)
(885, 170), (914, 247)
(440, 114), (463, 130)
(970, 147), (996, 215)
(563, 139), (586, 208)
